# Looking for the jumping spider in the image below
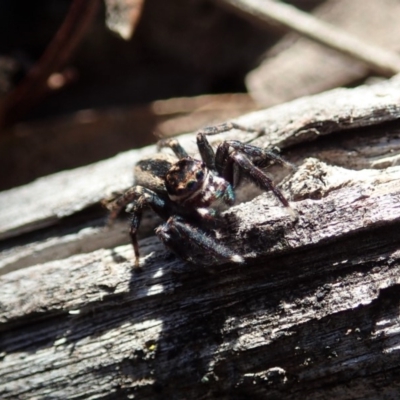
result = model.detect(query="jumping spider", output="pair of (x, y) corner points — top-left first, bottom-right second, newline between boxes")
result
(107, 122), (294, 267)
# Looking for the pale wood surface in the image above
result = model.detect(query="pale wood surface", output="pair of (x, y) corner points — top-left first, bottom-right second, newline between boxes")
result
(1, 159), (400, 399)
(1, 75), (400, 241)
(1, 75), (400, 399)
(1, 76), (400, 275)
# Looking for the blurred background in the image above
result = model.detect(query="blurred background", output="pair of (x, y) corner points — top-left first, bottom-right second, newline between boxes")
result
(1, 0), (398, 190)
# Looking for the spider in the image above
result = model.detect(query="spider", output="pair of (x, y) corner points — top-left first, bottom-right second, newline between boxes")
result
(106, 122), (294, 267)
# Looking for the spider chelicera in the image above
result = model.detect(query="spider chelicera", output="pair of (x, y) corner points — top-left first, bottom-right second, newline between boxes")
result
(106, 122), (294, 267)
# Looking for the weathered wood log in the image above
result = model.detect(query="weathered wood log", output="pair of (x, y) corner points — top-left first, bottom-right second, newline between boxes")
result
(1, 75), (400, 241)
(1, 76), (400, 399)
(2, 75), (400, 274)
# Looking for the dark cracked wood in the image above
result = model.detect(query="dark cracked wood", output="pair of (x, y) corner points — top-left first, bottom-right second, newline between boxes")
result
(1, 158), (400, 399)
(1, 75), (400, 399)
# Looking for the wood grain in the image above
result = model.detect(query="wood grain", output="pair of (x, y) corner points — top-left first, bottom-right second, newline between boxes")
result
(1, 159), (400, 398)
(1, 75), (400, 241)
(1, 75), (400, 399)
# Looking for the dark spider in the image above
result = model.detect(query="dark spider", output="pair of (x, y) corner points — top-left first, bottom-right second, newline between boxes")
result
(106, 122), (295, 267)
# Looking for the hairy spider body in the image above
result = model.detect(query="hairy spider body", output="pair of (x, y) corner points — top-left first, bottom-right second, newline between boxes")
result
(107, 122), (294, 267)
(165, 158), (235, 212)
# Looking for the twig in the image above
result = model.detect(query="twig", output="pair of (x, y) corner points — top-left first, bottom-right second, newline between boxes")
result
(0, 0), (99, 130)
(219, 0), (400, 76)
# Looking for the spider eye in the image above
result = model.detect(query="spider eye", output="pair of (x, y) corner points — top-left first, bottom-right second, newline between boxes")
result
(187, 180), (196, 190)
(196, 170), (204, 180)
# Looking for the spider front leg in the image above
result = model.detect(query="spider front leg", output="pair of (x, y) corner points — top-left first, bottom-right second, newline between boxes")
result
(215, 140), (295, 175)
(233, 151), (290, 207)
(196, 122), (266, 171)
(106, 186), (171, 268)
(214, 141), (293, 208)
(157, 138), (189, 159)
(156, 216), (244, 266)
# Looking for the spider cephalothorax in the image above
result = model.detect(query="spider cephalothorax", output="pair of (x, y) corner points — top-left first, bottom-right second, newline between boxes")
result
(165, 157), (234, 212)
(107, 122), (294, 267)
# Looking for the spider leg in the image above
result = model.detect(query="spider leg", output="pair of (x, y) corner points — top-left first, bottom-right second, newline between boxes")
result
(198, 121), (265, 138)
(106, 186), (164, 223)
(230, 141), (296, 170)
(227, 151), (290, 207)
(157, 138), (189, 159)
(215, 140), (295, 176)
(129, 213), (141, 267)
(196, 122), (266, 171)
(106, 185), (171, 267)
(156, 216), (244, 266)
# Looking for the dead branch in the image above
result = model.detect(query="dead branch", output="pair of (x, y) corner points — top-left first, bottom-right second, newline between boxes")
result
(1, 73), (400, 398)
(246, 0), (400, 107)
(1, 158), (400, 399)
(219, 0), (400, 76)
(1, 74), (400, 243)
(0, 0), (99, 129)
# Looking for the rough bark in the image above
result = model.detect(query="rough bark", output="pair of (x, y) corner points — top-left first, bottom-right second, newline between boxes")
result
(1, 75), (400, 241)
(1, 76), (400, 399)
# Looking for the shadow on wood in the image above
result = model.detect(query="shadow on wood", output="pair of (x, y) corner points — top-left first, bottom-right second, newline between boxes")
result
(1, 75), (400, 399)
